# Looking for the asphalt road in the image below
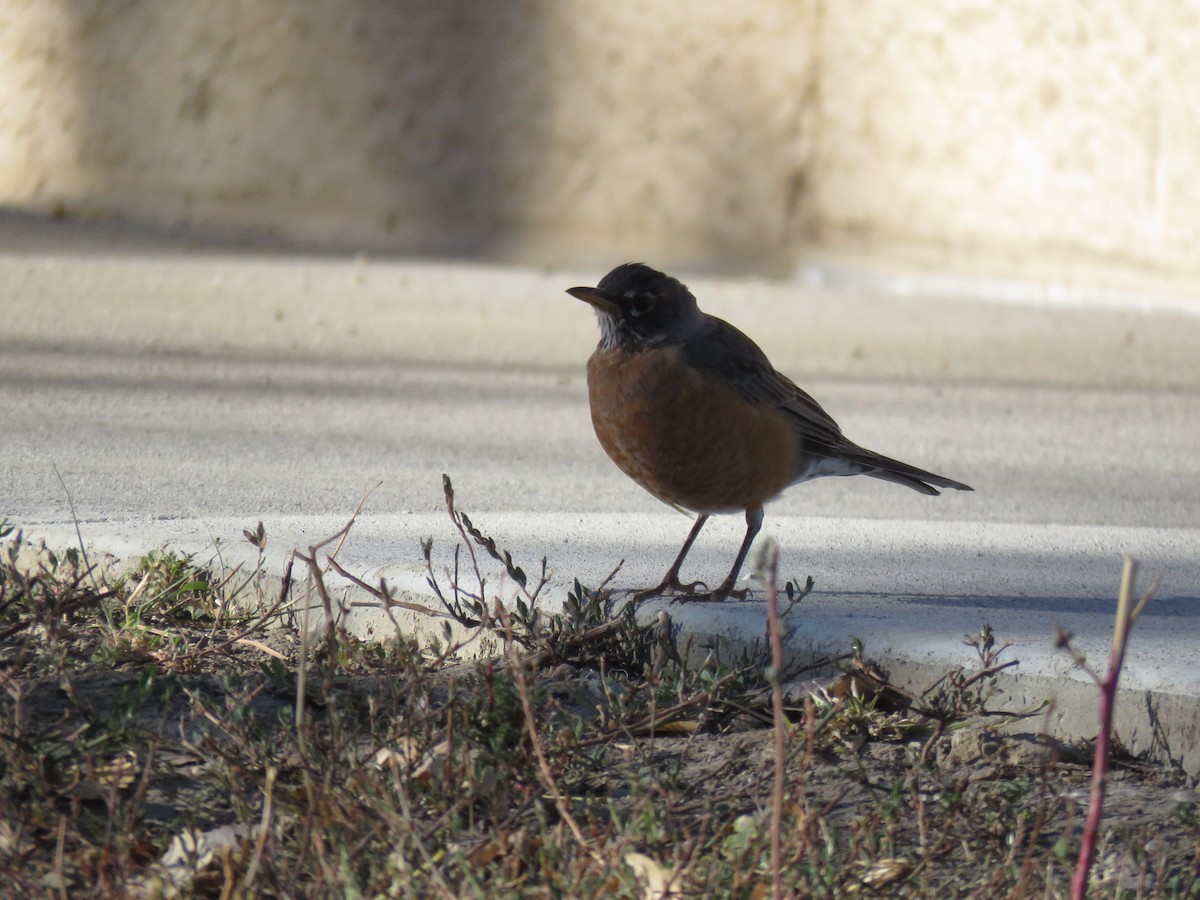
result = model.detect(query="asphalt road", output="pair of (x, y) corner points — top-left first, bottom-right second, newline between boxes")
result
(4, 217), (1199, 529)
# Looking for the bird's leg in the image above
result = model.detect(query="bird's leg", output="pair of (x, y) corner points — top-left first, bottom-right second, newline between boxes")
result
(683, 507), (764, 602)
(633, 514), (710, 602)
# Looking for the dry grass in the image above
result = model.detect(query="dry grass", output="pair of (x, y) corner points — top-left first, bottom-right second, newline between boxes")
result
(1, 498), (1197, 898)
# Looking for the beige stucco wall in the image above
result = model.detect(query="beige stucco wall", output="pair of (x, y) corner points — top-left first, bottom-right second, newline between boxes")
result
(2, 1), (1198, 299)
(811, 2), (1200, 298)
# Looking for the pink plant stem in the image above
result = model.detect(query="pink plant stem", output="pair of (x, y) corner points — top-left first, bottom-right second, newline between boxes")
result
(1071, 557), (1139, 900)
(764, 543), (786, 900)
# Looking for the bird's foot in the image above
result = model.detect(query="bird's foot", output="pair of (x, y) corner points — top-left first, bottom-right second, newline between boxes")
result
(633, 573), (708, 603)
(669, 583), (750, 604)
(635, 575), (752, 604)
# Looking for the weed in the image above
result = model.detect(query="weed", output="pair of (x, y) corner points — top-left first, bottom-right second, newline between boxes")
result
(0, 503), (1193, 896)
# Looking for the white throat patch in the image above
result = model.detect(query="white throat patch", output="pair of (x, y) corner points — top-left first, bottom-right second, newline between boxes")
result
(595, 310), (622, 348)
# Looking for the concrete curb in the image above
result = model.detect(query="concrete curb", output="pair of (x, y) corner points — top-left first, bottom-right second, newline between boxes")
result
(18, 512), (1200, 775)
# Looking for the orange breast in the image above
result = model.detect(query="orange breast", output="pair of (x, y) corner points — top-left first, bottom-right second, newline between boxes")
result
(587, 345), (800, 513)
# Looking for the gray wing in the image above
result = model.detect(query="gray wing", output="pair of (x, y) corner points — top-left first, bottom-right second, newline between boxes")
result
(679, 315), (973, 495)
(680, 315), (847, 447)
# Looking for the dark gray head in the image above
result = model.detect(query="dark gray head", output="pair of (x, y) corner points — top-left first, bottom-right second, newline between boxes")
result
(567, 263), (702, 349)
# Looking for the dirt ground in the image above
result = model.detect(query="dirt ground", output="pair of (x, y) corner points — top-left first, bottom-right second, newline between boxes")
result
(2, 531), (1199, 897)
(4, 639), (1199, 896)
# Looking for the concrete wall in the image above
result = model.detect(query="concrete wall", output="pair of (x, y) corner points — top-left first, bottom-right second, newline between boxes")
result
(2, 1), (1198, 299)
(811, 2), (1200, 299)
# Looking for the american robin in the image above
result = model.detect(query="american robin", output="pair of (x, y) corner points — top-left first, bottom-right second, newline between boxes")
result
(567, 263), (973, 602)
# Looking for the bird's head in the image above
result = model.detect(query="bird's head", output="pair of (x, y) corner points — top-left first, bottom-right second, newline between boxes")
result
(567, 263), (701, 349)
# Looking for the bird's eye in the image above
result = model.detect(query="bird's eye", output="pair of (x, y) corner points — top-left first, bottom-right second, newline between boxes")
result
(629, 294), (655, 315)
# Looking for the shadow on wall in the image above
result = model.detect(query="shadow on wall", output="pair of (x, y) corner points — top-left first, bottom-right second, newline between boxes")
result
(40, 1), (816, 270)
(49, 1), (545, 256)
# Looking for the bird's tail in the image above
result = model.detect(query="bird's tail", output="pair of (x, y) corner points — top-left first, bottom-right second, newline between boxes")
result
(851, 449), (973, 496)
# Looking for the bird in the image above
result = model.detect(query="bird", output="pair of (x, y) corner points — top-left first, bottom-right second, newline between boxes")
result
(567, 263), (973, 602)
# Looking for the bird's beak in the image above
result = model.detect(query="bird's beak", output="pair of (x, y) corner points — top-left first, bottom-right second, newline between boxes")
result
(566, 286), (620, 316)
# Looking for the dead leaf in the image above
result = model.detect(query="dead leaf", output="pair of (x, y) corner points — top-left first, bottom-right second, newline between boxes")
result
(624, 851), (675, 898)
(71, 749), (139, 800)
(846, 857), (912, 893)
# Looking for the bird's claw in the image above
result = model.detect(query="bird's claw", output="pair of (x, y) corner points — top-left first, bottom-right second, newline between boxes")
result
(671, 584), (750, 604)
(635, 575), (750, 604)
